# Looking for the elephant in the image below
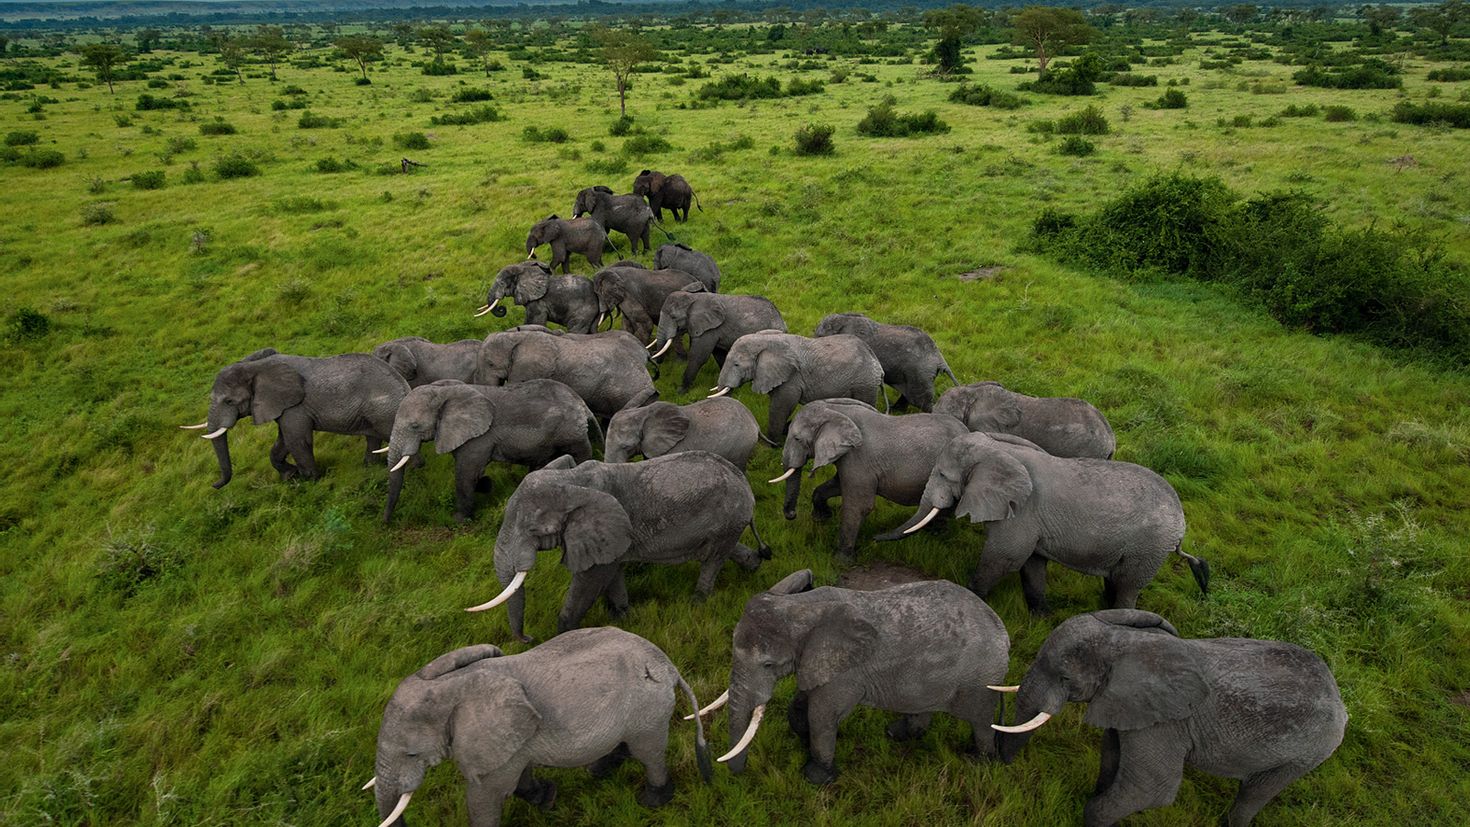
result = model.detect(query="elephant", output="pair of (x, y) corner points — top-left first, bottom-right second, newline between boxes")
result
(935, 381), (1116, 459)
(711, 330), (886, 443)
(591, 265), (702, 347)
(813, 313), (958, 412)
(180, 348), (407, 490)
(467, 451), (771, 642)
(878, 432), (1209, 613)
(651, 288), (786, 393)
(524, 215), (608, 274)
(573, 186), (656, 255)
(365, 628), (712, 827)
(475, 261), (598, 334)
(477, 327), (658, 420)
(632, 169), (701, 222)
(705, 570), (1009, 785)
(991, 609), (1347, 827)
(604, 398), (760, 470)
(772, 399), (969, 559)
(372, 337), (480, 387)
(653, 243), (720, 292)
(381, 379), (598, 524)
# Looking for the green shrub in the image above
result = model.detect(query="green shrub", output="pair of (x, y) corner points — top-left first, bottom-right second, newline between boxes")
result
(793, 122), (835, 155)
(131, 170), (165, 189)
(1390, 101), (1470, 129)
(522, 126), (569, 144)
(1294, 60), (1401, 90)
(1323, 105), (1358, 123)
(785, 77), (825, 96)
(1280, 103), (1320, 117)
(297, 111), (340, 129)
(856, 97), (950, 137)
(1055, 105), (1110, 135)
(1426, 67), (1470, 82)
(450, 87), (494, 103)
(697, 73), (783, 101)
(81, 202), (116, 225)
(282, 84), (308, 95)
(5, 130), (39, 146)
(198, 120), (236, 136)
(6, 307), (51, 342)
(214, 154), (260, 178)
(20, 149), (64, 168)
(1057, 135), (1096, 156)
(1019, 53), (1104, 96)
(271, 98), (306, 111)
(314, 156), (357, 173)
(393, 131), (431, 150)
(621, 134), (672, 155)
(1109, 73), (1158, 87)
(147, 77), (169, 89)
(135, 93), (187, 111)
(585, 157), (630, 175)
(609, 115), (639, 136)
(422, 61), (458, 76)
(430, 105), (501, 126)
(948, 84), (1027, 109)
(1154, 88), (1189, 109)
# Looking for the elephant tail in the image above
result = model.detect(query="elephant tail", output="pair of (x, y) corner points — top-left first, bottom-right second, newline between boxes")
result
(939, 361), (960, 387)
(1176, 544), (1210, 595)
(747, 518), (773, 560)
(585, 410), (604, 450)
(757, 432), (780, 448)
(691, 188), (703, 212)
(675, 673), (713, 783)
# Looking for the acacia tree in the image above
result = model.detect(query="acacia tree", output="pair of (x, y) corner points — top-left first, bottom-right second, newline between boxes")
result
(463, 28), (495, 75)
(1411, 0), (1467, 43)
(218, 36), (246, 83)
(335, 35), (383, 83)
(250, 26), (290, 81)
(136, 28), (162, 52)
(594, 27), (656, 117)
(78, 43), (125, 93)
(1010, 6), (1092, 76)
(924, 4), (992, 75)
(418, 25), (456, 67)
(1360, 4), (1402, 37)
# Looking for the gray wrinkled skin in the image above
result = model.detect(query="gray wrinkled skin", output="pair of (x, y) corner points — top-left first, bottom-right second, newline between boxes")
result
(477, 327), (658, 419)
(997, 610), (1347, 827)
(198, 348), (408, 489)
(813, 313), (958, 412)
(491, 451), (765, 641)
(653, 289), (786, 393)
(715, 331), (885, 443)
(372, 628), (711, 827)
(935, 381), (1116, 459)
(653, 243), (721, 292)
(382, 379), (598, 523)
(632, 170), (700, 222)
(592, 266), (702, 347)
(780, 399), (969, 558)
(524, 215), (608, 274)
(881, 432), (1205, 613)
(573, 186), (655, 254)
(483, 261), (598, 334)
(372, 336), (481, 387)
(723, 570), (1009, 785)
(605, 398), (760, 470)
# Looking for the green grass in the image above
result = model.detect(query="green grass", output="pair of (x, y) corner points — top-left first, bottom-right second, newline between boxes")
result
(3, 26), (1470, 827)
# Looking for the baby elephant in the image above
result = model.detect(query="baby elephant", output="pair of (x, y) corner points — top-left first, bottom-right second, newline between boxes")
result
(652, 288), (786, 393)
(477, 261), (599, 334)
(373, 336), (480, 387)
(365, 628), (712, 827)
(993, 609), (1346, 827)
(381, 379), (598, 524)
(813, 313), (958, 412)
(525, 214), (608, 274)
(711, 330), (885, 443)
(935, 381), (1115, 459)
(705, 570), (1009, 785)
(605, 398), (761, 470)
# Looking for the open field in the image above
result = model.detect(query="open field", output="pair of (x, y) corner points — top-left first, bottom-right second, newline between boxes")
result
(3, 16), (1470, 825)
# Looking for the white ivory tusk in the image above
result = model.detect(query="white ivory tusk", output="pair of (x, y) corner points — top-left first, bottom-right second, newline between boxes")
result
(992, 711), (1052, 734)
(987, 685), (1020, 693)
(646, 339), (657, 350)
(684, 689), (728, 720)
(596, 312), (605, 327)
(465, 570), (528, 612)
(179, 421), (208, 430)
(902, 506), (941, 535)
(389, 455), (412, 473)
(707, 387), (730, 398)
(376, 791), (412, 827)
(716, 704), (765, 762)
(362, 776), (376, 790)
(768, 468), (797, 484)
(652, 339), (674, 359)
(201, 427), (228, 439)
(371, 446), (390, 454)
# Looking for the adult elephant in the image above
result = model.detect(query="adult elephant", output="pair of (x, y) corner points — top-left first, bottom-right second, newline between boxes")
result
(476, 261), (598, 334)
(180, 348), (407, 489)
(651, 288), (785, 393)
(878, 432), (1209, 613)
(573, 186), (656, 255)
(813, 313), (958, 412)
(364, 629), (711, 827)
(477, 327), (658, 420)
(653, 243), (720, 292)
(372, 336), (480, 387)
(992, 609), (1346, 827)
(605, 398), (760, 470)
(591, 265), (702, 347)
(525, 215), (608, 274)
(710, 330), (885, 443)
(935, 381), (1115, 459)
(704, 570), (1009, 785)
(632, 170), (701, 222)
(772, 399), (968, 559)
(468, 452), (772, 642)
(381, 379), (598, 524)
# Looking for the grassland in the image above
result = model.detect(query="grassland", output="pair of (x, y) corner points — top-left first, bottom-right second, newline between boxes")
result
(2, 21), (1470, 826)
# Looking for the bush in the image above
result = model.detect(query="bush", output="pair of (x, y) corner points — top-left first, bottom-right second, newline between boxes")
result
(585, 157), (630, 175)
(5, 307), (51, 342)
(785, 77), (825, 96)
(199, 120), (236, 136)
(1055, 105), (1110, 135)
(793, 122), (835, 155)
(1057, 135), (1096, 156)
(450, 87), (494, 103)
(271, 98), (306, 111)
(1280, 103), (1320, 117)
(1154, 89), (1188, 109)
(166, 136), (197, 154)
(1019, 53), (1105, 96)
(20, 149), (64, 168)
(856, 97), (950, 137)
(1427, 67), (1470, 82)
(354, 77), (371, 86)
(697, 73), (784, 101)
(430, 105), (501, 126)
(1109, 73), (1158, 87)
(621, 134), (672, 155)
(282, 84), (308, 95)
(393, 131), (431, 150)
(1322, 105), (1358, 123)
(214, 154), (260, 178)
(522, 126), (569, 144)
(314, 156), (357, 173)
(135, 93), (187, 111)
(1390, 101), (1470, 129)
(147, 77), (169, 89)
(1294, 60), (1401, 90)
(948, 84), (1027, 109)
(609, 115), (639, 136)
(422, 61), (458, 76)
(81, 202), (116, 225)
(131, 170), (165, 189)
(297, 111), (340, 129)
(5, 130), (39, 146)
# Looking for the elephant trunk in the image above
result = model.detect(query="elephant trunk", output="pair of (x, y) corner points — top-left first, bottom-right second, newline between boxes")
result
(483, 280), (510, 318)
(209, 430), (232, 490)
(469, 527), (539, 639)
(721, 667), (775, 774)
(382, 465), (406, 524)
(778, 441), (810, 519)
(995, 680), (1064, 764)
(205, 401), (238, 489)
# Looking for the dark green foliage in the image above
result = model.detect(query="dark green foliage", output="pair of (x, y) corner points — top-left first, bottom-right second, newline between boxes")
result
(271, 98), (307, 111)
(1426, 67), (1470, 81)
(1019, 53), (1104, 96)
(6, 130), (39, 146)
(430, 105), (501, 126)
(450, 87), (494, 102)
(297, 111), (340, 129)
(213, 154), (260, 178)
(622, 134), (672, 155)
(5, 307), (50, 342)
(96, 529), (181, 598)
(281, 84), (308, 95)
(421, 61), (458, 76)
(609, 115), (639, 136)
(785, 77), (825, 96)
(1390, 101), (1470, 128)
(585, 156), (629, 175)
(19, 148), (64, 168)
(1294, 59), (1401, 89)
(1057, 135), (1095, 156)
(793, 122), (835, 155)
(131, 170), (165, 189)
(147, 78), (169, 89)
(135, 93), (187, 111)
(1055, 105), (1109, 135)
(856, 97), (950, 137)
(393, 131), (431, 150)
(1280, 103), (1320, 117)
(80, 202), (115, 224)
(1154, 88), (1189, 109)
(697, 73), (783, 100)
(1322, 105), (1358, 122)
(1109, 73), (1158, 87)
(314, 156), (357, 173)
(948, 84), (1027, 109)
(198, 120), (236, 136)
(522, 126), (569, 143)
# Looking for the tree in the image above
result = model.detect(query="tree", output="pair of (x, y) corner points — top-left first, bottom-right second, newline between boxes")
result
(249, 26), (290, 81)
(218, 36), (246, 83)
(136, 28), (162, 53)
(335, 35), (383, 83)
(1410, 0), (1466, 43)
(1361, 4), (1402, 37)
(1223, 4), (1259, 25)
(0, 36), (9, 57)
(463, 28), (495, 75)
(924, 4), (992, 75)
(1010, 6), (1092, 76)
(594, 27), (656, 117)
(78, 43), (125, 93)
(417, 25), (456, 66)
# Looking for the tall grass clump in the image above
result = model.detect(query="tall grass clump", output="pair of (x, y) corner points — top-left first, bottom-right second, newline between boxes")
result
(1055, 105), (1109, 135)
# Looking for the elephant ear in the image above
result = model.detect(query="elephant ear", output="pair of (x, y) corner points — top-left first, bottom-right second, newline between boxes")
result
(435, 390), (494, 454)
(416, 644), (503, 680)
(241, 347), (279, 362)
(514, 263), (552, 304)
(1093, 609), (1181, 637)
(767, 569), (814, 596)
(686, 299), (725, 338)
(249, 360), (306, 424)
(955, 444), (1033, 523)
(543, 454), (579, 471)
(376, 342), (418, 382)
(966, 385), (1023, 431)
(1085, 632), (1210, 731)
(797, 605), (877, 692)
(450, 673), (542, 776)
(562, 487), (633, 573)
(752, 344), (797, 395)
(812, 409), (862, 468)
(641, 405), (690, 456)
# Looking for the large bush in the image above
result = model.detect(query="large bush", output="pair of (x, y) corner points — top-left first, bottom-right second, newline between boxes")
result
(856, 97), (950, 137)
(948, 84), (1027, 109)
(696, 73), (783, 101)
(1294, 59), (1400, 90)
(1055, 105), (1109, 135)
(1390, 101), (1470, 129)
(793, 122), (835, 155)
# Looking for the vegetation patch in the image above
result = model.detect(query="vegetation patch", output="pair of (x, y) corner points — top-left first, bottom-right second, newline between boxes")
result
(856, 96), (950, 137)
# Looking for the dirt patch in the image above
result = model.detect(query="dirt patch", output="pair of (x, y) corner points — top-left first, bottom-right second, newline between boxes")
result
(837, 561), (938, 591)
(958, 265), (1005, 282)
(1451, 690), (1470, 709)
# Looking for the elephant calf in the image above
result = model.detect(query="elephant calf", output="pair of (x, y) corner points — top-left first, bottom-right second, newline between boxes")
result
(654, 243), (720, 292)
(372, 336), (480, 387)
(382, 379), (598, 524)
(814, 313), (959, 412)
(993, 610), (1346, 827)
(711, 330), (885, 443)
(525, 214), (608, 274)
(477, 261), (599, 334)
(936, 381), (1115, 459)
(605, 398), (761, 470)
(652, 288), (786, 393)
(365, 628), (712, 827)
(706, 570), (1009, 786)
(478, 327), (658, 420)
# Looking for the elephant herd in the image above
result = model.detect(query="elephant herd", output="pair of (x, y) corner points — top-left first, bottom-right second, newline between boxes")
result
(180, 197), (1346, 827)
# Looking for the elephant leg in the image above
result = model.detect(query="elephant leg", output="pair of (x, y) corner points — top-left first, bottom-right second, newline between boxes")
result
(765, 386), (800, 443)
(809, 474), (841, 521)
(464, 767), (522, 827)
(603, 567), (629, 617)
(969, 529), (1034, 598)
(835, 484), (875, 562)
(680, 335), (717, 392)
(511, 765), (556, 810)
(268, 428), (296, 477)
(786, 690), (811, 744)
(1094, 728), (1121, 795)
(1019, 554), (1051, 616)
(628, 721), (674, 807)
(557, 563), (622, 634)
(1226, 764), (1310, 827)
(588, 743), (631, 778)
(885, 712), (932, 742)
(1083, 730), (1187, 827)
(525, 304), (548, 327)
(695, 556), (724, 597)
(802, 681), (862, 785)
(452, 451), (485, 523)
(948, 684), (1000, 759)
(1106, 572), (1144, 610)
(903, 377), (935, 413)
(364, 436), (385, 466)
(279, 412), (319, 479)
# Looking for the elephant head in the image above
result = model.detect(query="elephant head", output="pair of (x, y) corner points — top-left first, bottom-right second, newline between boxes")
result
(649, 285), (709, 358)
(652, 243), (691, 271)
(632, 170), (663, 200)
(591, 267), (640, 321)
(772, 401), (867, 518)
(524, 215), (564, 259)
(881, 432), (1039, 538)
(385, 380), (493, 473)
(373, 338), (429, 384)
(572, 186), (612, 218)
(604, 402), (690, 462)
(813, 313), (878, 340)
(934, 382), (1021, 432)
(476, 331), (557, 387)
(478, 261), (554, 319)
(993, 609), (1207, 763)
(711, 331), (796, 398)
(181, 348), (304, 489)
(367, 644), (539, 826)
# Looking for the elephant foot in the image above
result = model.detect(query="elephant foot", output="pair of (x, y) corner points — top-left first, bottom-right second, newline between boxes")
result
(452, 512), (474, 525)
(886, 717), (927, 742)
(636, 779), (675, 808)
(474, 476), (494, 493)
(835, 548), (857, 566)
(516, 778), (557, 810)
(279, 466), (302, 482)
(606, 601), (630, 619)
(801, 759), (838, 786)
(962, 740), (1000, 764)
(589, 744), (631, 778)
(514, 632), (538, 645)
(1026, 601), (1054, 619)
(811, 506), (833, 523)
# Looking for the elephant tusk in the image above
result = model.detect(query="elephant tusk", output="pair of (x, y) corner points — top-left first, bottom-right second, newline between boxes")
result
(768, 468), (797, 484)
(201, 427), (228, 440)
(362, 776), (376, 790)
(371, 446), (390, 454)
(902, 507), (941, 535)
(646, 339), (658, 350)
(596, 312), (605, 327)
(179, 421), (208, 430)
(987, 685), (1020, 693)
(527, 251), (537, 260)
(709, 385), (721, 392)
(465, 570), (528, 612)
(376, 792), (412, 827)
(684, 689), (728, 720)
(707, 387), (730, 399)
(993, 711), (1052, 734)
(389, 455), (412, 473)
(652, 339), (674, 359)
(474, 300), (498, 318)
(716, 704), (765, 762)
